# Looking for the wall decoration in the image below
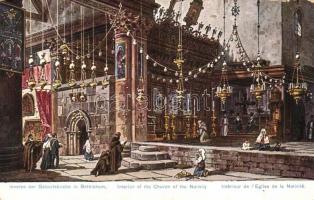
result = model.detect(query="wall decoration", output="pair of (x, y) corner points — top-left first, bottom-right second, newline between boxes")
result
(0, 2), (24, 73)
(23, 121), (43, 141)
(22, 94), (35, 116)
(115, 42), (126, 79)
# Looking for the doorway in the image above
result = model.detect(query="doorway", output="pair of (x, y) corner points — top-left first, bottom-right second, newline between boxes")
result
(77, 120), (88, 155)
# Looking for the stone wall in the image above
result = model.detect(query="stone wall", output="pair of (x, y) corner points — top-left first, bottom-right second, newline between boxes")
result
(282, 0), (314, 68)
(132, 142), (314, 179)
(56, 79), (115, 155)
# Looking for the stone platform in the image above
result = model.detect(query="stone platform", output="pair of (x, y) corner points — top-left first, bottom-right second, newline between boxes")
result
(132, 142), (314, 179)
(122, 145), (177, 170)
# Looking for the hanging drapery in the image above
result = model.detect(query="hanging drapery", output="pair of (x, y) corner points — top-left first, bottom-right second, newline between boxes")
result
(36, 90), (52, 140)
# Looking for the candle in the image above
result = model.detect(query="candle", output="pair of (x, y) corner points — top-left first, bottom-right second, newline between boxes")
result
(164, 96), (167, 113)
(193, 99), (196, 115)
(187, 94), (190, 113)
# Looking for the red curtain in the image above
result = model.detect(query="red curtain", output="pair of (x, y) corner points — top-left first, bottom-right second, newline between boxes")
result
(36, 90), (52, 140)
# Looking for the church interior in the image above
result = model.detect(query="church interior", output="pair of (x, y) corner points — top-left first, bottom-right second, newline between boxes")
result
(1, 0), (314, 180)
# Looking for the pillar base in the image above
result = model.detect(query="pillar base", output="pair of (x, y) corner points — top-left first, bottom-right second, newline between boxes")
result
(0, 146), (23, 171)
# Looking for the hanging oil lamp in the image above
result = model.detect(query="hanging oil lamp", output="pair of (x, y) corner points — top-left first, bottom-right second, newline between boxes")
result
(52, 59), (62, 90)
(68, 60), (77, 87)
(288, 53), (307, 104)
(216, 61), (232, 103)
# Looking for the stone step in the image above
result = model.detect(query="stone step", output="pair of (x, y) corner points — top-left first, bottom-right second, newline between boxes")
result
(138, 145), (159, 152)
(122, 157), (177, 170)
(131, 150), (169, 161)
(121, 152), (131, 158)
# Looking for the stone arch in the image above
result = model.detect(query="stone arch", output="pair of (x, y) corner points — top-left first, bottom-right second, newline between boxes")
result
(65, 109), (92, 133)
(64, 109), (92, 155)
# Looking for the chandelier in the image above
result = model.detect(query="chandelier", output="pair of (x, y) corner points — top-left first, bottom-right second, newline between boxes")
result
(216, 61), (232, 103)
(215, 0), (232, 104)
(250, 55), (266, 101)
(288, 53), (307, 104)
(174, 1), (185, 104)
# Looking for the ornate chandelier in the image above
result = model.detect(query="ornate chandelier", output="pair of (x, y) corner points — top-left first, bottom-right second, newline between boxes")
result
(216, 61), (232, 103)
(249, 0), (266, 101)
(174, 1), (185, 103)
(250, 55), (266, 101)
(288, 53), (307, 104)
(215, 0), (232, 104)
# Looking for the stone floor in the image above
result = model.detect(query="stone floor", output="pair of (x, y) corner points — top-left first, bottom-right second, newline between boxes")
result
(0, 155), (311, 182)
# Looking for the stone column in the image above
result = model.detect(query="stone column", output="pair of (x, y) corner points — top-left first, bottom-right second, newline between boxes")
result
(113, 14), (152, 142)
(114, 30), (132, 142)
(0, 0), (23, 171)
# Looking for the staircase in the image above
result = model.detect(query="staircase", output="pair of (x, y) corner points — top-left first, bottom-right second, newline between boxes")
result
(122, 145), (177, 170)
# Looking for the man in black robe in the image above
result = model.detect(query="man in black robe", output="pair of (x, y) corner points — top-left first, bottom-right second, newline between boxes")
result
(23, 134), (43, 172)
(90, 150), (110, 176)
(109, 132), (127, 174)
(50, 133), (61, 168)
(91, 132), (126, 176)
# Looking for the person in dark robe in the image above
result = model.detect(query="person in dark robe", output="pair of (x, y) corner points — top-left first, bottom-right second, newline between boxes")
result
(50, 133), (61, 168)
(306, 115), (314, 141)
(109, 132), (127, 174)
(234, 113), (242, 133)
(90, 150), (110, 176)
(23, 134), (43, 172)
(246, 112), (256, 132)
(40, 133), (52, 170)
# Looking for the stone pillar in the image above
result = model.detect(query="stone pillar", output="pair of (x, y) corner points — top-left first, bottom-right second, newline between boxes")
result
(0, 72), (23, 171)
(113, 15), (151, 142)
(114, 31), (132, 142)
(0, 0), (23, 171)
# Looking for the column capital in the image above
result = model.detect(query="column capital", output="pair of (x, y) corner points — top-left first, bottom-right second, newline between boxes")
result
(110, 8), (154, 38)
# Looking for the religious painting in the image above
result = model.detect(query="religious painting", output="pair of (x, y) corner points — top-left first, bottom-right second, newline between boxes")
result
(153, 87), (163, 114)
(0, 2), (24, 73)
(115, 42), (126, 79)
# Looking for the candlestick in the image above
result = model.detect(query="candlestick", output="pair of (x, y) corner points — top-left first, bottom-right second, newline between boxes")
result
(193, 99), (196, 116)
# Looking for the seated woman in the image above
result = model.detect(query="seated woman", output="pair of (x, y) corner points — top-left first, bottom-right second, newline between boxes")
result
(193, 149), (209, 177)
(255, 128), (270, 150)
(83, 137), (94, 161)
